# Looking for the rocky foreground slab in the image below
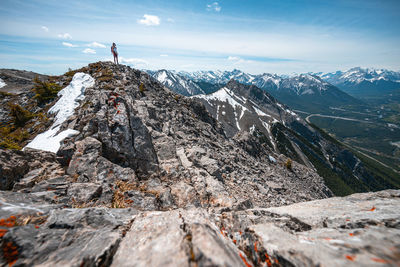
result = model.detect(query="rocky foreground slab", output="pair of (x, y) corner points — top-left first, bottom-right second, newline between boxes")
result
(0, 190), (399, 266)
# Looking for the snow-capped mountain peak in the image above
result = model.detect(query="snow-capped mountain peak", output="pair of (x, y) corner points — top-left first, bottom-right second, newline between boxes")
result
(149, 69), (205, 96)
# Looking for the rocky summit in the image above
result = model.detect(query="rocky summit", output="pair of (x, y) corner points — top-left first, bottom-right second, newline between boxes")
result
(0, 62), (399, 266)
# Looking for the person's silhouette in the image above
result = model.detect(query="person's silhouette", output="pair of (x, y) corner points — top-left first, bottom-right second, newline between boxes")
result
(111, 43), (119, 64)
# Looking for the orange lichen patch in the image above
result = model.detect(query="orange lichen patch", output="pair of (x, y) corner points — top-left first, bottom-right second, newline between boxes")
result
(124, 199), (134, 204)
(0, 216), (17, 228)
(220, 226), (227, 238)
(0, 229), (8, 237)
(3, 241), (18, 266)
(371, 257), (389, 264)
(346, 219), (350, 221)
(233, 239), (237, 244)
(265, 252), (272, 267)
(369, 207), (376, 211)
(254, 241), (258, 253)
(349, 233), (354, 236)
(239, 253), (252, 267)
(324, 237), (332, 241)
(345, 255), (356, 261)
(34, 225), (39, 229)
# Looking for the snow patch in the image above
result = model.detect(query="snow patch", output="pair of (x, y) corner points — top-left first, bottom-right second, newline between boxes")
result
(197, 87), (247, 111)
(249, 125), (256, 134)
(156, 71), (168, 83)
(253, 106), (271, 118)
(0, 78), (6, 88)
(268, 155), (276, 163)
(286, 109), (297, 116)
(301, 89), (314, 95)
(24, 73), (94, 153)
(390, 141), (400, 148)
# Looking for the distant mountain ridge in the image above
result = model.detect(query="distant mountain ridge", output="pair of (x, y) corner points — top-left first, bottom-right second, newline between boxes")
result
(147, 69), (360, 113)
(146, 69), (205, 96)
(313, 67), (400, 97)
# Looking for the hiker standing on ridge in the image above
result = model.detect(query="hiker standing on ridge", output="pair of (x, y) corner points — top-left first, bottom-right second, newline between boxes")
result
(111, 43), (119, 64)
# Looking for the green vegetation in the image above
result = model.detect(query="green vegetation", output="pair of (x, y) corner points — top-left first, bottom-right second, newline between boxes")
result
(271, 123), (304, 164)
(8, 103), (34, 127)
(270, 121), (399, 196)
(32, 76), (62, 104)
(98, 69), (113, 82)
(350, 149), (400, 189)
(299, 145), (355, 196)
(309, 124), (400, 193)
(308, 115), (400, 171)
(139, 83), (146, 92)
(284, 159), (292, 170)
(252, 128), (273, 149)
(0, 91), (15, 98)
(0, 126), (29, 150)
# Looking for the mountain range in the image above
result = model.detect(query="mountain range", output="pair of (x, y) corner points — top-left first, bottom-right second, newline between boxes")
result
(148, 69), (364, 114)
(314, 67), (400, 97)
(148, 67), (400, 101)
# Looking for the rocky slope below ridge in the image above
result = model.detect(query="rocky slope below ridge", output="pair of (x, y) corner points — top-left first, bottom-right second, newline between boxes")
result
(0, 62), (398, 266)
(0, 69), (48, 95)
(193, 80), (399, 196)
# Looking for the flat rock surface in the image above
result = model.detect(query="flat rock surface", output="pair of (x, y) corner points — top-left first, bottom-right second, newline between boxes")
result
(1, 190), (399, 266)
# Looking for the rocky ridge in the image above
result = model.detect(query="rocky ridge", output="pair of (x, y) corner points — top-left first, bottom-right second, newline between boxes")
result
(0, 62), (399, 266)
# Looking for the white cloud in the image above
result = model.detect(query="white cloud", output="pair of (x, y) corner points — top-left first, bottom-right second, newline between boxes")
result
(119, 57), (149, 66)
(160, 54), (169, 57)
(41, 26), (49, 32)
(62, 42), (78, 48)
(228, 56), (240, 61)
(82, 48), (96, 54)
(87, 42), (106, 48)
(138, 14), (160, 26)
(207, 2), (221, 12)
(227, 56), (254, 65)
(58, 33), (72, 39)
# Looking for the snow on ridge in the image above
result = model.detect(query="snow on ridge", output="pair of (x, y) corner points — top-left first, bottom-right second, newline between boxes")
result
(253, 106), (272, 118)
(156, 70), (168, 83)
(196, 87), (248, 113)
(24, 73), (95, 153)
(0, 78), (6, 89)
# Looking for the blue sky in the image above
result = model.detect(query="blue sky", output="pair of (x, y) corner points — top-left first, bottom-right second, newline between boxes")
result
(0, 0), (399, 74)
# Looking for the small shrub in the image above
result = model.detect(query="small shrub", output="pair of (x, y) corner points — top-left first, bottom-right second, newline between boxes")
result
(139, 83), (146, 92)
(0, 139), (21, 150)
(98, 69), (113, 82)
(0, 126), (30, 150)
(8, 103), (34, 127)
(32, 76), (62, 104)
(0, 91), (14, 98)
(111, 180), (136, 208)
(285, 159), (292, 170)
(174, 95), (180, 101)
(64, 66), (88, 77)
